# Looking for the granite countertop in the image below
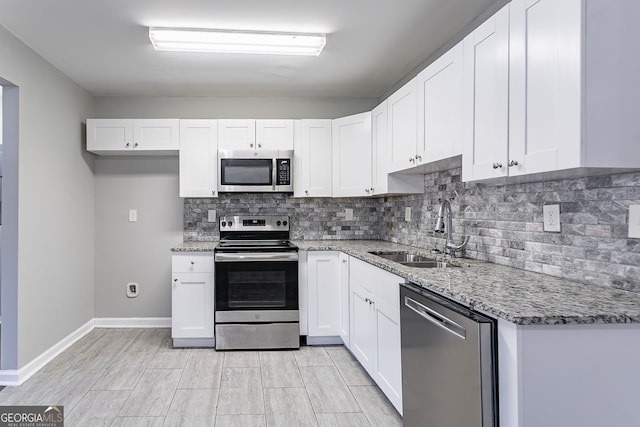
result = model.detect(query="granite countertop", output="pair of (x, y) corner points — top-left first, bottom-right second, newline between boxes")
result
(172, 239), (640, 325)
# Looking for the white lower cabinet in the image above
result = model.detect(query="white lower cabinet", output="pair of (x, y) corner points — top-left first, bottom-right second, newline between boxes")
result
(349, 257), (403, 414)
(171, 253), (215, 347)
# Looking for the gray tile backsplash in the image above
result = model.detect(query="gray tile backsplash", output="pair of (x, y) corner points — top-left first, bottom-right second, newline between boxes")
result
(184, 168), (640, 293)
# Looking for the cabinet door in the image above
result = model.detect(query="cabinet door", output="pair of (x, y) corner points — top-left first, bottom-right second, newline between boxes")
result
(172, 272), (214, 339)
(373, 288), (403, 414)
(179, 120), (218, 198)
(417, 41), (463, 163)
(134, 119), (179, 151)
(338, 253), (350, 348)
(218, 119), (256, 150)
(371, 101), (389, 195)
(307, 252), (341, 337)
(508, 0), (582, 176)
(388, 80), (418, 172)
(349, 280), (375, 372)
(87, 119), (134, 152)
(256, 120), (294, 150)
(462, 4), (510, 181)
(295, 120), (332, 197)
(332, 112), (372, 197)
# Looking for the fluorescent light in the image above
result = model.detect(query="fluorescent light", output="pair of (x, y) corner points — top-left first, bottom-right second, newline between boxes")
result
(148, 27), (326, 56)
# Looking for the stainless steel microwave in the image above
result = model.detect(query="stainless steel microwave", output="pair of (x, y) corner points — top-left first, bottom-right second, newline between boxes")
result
(218, 149), (293, 193)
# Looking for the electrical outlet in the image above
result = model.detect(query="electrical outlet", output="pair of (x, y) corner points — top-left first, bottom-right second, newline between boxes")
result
(128, 209), (137, 222)
(126, 282), (139, 298)
(345, 208), (353, 221)
(405, 207), (412, 222)
(208, 209), (216, 223)
(629, 205), (640, 238)
(543, 204), (561, 232)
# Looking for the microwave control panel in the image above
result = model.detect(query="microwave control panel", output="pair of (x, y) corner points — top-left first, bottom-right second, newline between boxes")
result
(276, 159), (291, 185)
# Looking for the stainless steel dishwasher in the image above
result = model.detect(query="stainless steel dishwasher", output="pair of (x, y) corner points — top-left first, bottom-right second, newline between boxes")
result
(400, 281), (498, 427)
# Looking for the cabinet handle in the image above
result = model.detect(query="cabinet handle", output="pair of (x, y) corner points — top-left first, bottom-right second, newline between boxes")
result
(409, 157), (415, 163)
(365, 188), (371, 194)
(370, 187), (374, 193)
(212, 190), (215, 196)
(508, 160), (519, 167)
(492, 162), (503, 169)
(415, 154), (422, 161)
(134, 142), (139, 148)
(342, 259), (347, 264)
(250, 143), (254, 148)
(305, 190), (309, 195)
(126, 143), (130, 147)
(258, 143), (262, 148)
(190, 261), (195, 265)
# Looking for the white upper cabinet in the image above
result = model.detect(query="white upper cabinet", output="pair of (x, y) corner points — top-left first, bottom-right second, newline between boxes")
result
(294, 120), (332, 197)
(387, 80), (419, 172)
(332, 112), (373, 197)
(416, 41), (463, 163)
(218, 119), (293, 150)
(372, 101), (423, 195)
(87, 119), (179, 155)
(464, 0), (640, 182)
(461, 4), (510, 181)
(179, 120), (218, 198)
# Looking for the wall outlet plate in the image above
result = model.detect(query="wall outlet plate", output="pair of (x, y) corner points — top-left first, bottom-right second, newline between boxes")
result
(128, 209), (137, 222)
(629, 205), (640, 238)
(208, 209), (216, 223)
(127, 282), (138, 298)
(345, 208), (353, 221)
(543, 204), (561, 232)
(405, 207), (411, 222)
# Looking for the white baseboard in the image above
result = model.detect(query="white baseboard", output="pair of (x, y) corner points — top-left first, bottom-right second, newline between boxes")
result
(306, 336), (344, 345)
(0, 318), (95, 386)
(94, 317), (171, 328)
(0, 317), (172, 386)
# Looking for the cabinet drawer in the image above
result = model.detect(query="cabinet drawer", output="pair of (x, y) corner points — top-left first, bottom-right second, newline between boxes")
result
(172, 254), (215, 273)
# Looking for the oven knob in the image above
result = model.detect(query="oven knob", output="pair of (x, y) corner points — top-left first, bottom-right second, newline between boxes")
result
(276, 221), (281, 226)
(221, 221), (226, 227)
(283, 221), (288, 226)
(228, 221), (233, 227)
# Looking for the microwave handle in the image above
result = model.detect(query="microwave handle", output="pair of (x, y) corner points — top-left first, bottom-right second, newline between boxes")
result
(272, 158), (277, 191)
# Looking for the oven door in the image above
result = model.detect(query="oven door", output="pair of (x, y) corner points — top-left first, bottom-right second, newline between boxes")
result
(214, 252), (298, 323)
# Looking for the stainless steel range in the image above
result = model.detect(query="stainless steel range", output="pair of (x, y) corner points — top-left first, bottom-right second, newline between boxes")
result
(214, 215), (299, 350)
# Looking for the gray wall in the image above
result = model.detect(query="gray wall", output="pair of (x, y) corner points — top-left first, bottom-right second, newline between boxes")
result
(94, 157), (183, 318)
(93, 96), (378, 120)
(0, 25), (95, 368)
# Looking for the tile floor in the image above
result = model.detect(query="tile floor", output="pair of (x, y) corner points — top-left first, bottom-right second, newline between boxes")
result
(0, 328), (403, 426)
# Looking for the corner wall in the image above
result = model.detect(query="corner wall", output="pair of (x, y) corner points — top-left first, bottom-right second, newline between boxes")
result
(0, 24), (95, 369)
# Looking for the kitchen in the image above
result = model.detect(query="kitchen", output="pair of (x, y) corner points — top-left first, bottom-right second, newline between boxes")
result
(1, 0), (640, 426)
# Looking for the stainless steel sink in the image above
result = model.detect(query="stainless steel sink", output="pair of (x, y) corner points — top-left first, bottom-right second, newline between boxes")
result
(368, 251), (457, 268)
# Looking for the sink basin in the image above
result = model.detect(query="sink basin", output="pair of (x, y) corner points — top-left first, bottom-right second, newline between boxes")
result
(368, 252), (431, 263)
(368, 251), (458, 268)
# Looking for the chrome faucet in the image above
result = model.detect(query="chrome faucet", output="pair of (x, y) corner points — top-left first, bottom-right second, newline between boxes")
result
(434, 199), (470, 258)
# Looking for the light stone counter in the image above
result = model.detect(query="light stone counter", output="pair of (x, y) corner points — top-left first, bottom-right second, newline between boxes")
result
(172, 239), (640, 325)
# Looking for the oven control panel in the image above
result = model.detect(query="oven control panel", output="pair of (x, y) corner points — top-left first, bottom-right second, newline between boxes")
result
(219, 215), (290, 231)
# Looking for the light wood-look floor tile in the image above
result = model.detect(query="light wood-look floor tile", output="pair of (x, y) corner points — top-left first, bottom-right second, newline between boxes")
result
(146, 349), (190, 369)
(110, 416), (165, 427)
(91, 351), (156, 391)
(299, 366), (361, 413)
(65, 390), (130, 427)
(221, 367), (263, 389)
(118, 368), (182, 417)
(163, 388), (219, 427)
(178, 349), (223, 389)
(216, 387), (265, 415)
(293, 346), (335, 367)
(349, 385), (402, 427)
(215, 414), (266, 427)
(325, 346), (375, 386)
(316, 412), (372, 427)
(223, 351), (261, 368)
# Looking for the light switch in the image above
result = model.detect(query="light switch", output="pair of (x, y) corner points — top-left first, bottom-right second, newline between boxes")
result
(208, 209), (216, 223)
(543, 204), (560, 232)
(405, 207), (412, 222)
(128, 209), (137, 222)
(629, 205), (640, 238)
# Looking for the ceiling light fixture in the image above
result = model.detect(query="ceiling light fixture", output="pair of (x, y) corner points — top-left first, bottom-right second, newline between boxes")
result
(148, 27), (326, 56)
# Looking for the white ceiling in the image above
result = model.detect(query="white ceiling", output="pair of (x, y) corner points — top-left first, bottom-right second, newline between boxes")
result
(0, 0), (504, 99)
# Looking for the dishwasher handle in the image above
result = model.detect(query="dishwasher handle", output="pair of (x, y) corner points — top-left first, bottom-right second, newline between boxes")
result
(404, 296), (466, 340)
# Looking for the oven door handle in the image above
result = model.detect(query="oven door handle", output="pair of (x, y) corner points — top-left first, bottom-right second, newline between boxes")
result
(215, 252), (299, 262)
